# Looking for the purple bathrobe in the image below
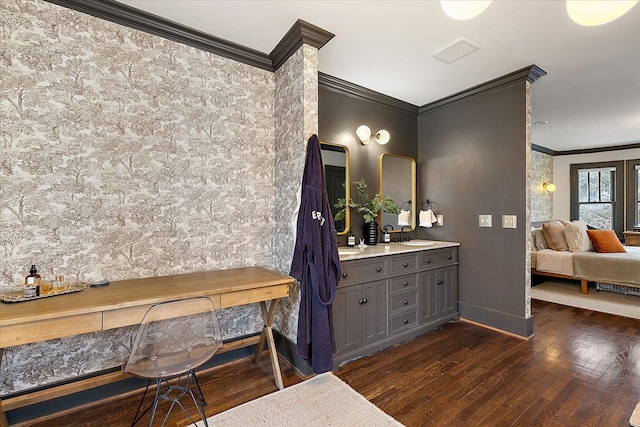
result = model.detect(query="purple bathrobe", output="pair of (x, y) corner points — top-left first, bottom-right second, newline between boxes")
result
(290, 134), (341, 374)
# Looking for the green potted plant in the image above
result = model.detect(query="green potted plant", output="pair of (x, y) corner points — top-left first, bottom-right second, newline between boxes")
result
(334, 178), (400, 245)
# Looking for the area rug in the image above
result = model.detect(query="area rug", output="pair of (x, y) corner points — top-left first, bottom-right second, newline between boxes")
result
(531, 281), (640, 320)
(631, 401), (640, 427)
(197, 372), (403, 426)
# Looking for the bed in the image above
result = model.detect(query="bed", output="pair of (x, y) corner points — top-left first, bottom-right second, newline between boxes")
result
(530, 220), (640, 294)
(532, 246), (640, 294)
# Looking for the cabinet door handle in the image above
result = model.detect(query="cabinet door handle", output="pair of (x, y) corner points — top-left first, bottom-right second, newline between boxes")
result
(426, 259), (431, 264)
(403, 300), (409, 305)
(403, 262), (408, 267)
(437, 280), (444, 285)
(342, 273), (348, 278)
(403, 281), (408, 286)
(362, 298), (367, 304)
(376, 267), (382, 272)
(403, 319), (409, 324)
(359, 299), (364, 304)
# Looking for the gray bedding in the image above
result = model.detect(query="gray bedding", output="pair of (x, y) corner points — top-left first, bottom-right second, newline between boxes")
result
(572, 248), (640, 286)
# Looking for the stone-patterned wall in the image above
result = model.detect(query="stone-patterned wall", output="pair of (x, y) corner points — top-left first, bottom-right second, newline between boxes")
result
(272, 44), (319, 341)
(524, 82), (532, 318)
(0, 0), (283, 395)
(530, 150), (554, 222)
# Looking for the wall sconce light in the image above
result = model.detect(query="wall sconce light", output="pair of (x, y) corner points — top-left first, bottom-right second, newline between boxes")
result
(543, 183), (556, 193)
(356, 125), (391, 145)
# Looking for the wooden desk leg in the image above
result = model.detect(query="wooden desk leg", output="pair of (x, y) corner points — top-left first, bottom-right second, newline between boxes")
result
(252, 299), (284, 390)
(1, 348), (8, 427)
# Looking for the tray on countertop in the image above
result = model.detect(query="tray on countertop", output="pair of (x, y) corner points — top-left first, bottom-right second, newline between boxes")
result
(1, 283), (87, 303)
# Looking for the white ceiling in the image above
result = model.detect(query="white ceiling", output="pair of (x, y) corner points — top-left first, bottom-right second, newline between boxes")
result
(118, 0), (640, 152)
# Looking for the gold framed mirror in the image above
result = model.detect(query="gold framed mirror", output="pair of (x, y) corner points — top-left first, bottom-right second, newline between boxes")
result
(379, 153), (416, 232)
(321, 141), (350, 235)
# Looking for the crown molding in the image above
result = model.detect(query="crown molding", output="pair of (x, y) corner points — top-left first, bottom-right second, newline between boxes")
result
(45, 0), (276, 71)
(418, 65), (547, 116)
(554, 142), (640, 156)
(531, 144), (556, 155)
(319, 72), (419, 115)
(270, 20), (334, 71)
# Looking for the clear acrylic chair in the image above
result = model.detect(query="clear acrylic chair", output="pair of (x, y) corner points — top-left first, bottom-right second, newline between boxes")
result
(124, 297), (223, 427)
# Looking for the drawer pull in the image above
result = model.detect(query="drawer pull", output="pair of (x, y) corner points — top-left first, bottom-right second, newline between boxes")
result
(426, 259), (431, 264)
(437, 280), (444, 285)
(403, 319), (409, 324)
(376, 267), (382, 272)
(403, 281), (408, 286)
(403, 262), (408, 267)
(342, 273), (348, 278)
(448, 255), (452, 260)
(403, 300), (409, 305)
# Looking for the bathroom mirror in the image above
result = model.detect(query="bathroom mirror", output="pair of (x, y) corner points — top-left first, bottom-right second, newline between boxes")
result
(379, 153), (416, 232)
(321, 142), (350, 235)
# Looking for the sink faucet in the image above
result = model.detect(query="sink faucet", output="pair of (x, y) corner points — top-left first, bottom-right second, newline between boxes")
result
(401, 225), (411, 242)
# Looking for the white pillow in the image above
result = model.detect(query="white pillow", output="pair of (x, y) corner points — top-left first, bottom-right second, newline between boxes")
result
(564, 221), (593, 252)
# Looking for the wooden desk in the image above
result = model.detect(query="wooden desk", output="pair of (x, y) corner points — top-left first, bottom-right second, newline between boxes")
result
(0, 266), (292, 426)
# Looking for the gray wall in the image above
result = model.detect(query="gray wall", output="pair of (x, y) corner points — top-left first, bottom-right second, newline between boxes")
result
(417, 82), (532, 336)
(318, 84), (418, 244)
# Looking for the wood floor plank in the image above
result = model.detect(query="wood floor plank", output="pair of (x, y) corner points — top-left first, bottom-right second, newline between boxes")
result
(9, 299), (640, 426)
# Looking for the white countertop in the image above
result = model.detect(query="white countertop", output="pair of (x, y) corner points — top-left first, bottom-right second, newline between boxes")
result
(338, 240), (460, 261)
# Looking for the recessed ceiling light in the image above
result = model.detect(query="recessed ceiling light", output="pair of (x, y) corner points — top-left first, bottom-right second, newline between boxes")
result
(534, 121), (548, 126)
(440, 0), (493, 20)
(567, 0), (638, 26)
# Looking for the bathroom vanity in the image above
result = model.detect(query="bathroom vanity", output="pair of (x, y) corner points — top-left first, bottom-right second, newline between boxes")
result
(334, 240), (459, 366)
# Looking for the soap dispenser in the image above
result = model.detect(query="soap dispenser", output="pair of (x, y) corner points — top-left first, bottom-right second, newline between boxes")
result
(347, 232), (356, 247)
(382, 225), (392, 243)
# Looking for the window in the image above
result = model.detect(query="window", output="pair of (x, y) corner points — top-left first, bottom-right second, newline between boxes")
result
(628, 159), (640, 230)
(570, 161), (624, 237)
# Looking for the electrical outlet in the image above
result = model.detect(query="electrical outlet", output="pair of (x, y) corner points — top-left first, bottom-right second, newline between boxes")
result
(502, 215), (517, 229)
(479, 214), (492, 228)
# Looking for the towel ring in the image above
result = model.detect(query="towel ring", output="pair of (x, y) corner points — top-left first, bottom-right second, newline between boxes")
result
(400, 201), (412, 210)
(421, 199), (433, 210)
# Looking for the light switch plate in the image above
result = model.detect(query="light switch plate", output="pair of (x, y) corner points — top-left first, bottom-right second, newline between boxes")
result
(437, 215), (443, 226)
(479, 214), (492, 227)
(502, 215), (517, 229)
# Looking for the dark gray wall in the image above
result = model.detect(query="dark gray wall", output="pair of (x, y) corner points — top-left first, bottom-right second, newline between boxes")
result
(319, 85), (418, 244)
(417, 82), (532, 336)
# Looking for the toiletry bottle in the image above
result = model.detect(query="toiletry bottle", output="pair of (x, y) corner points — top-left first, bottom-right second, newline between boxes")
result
(383, 226), (391, 243)
(25, 264), (41, 297)
(347, 233), (356, 247)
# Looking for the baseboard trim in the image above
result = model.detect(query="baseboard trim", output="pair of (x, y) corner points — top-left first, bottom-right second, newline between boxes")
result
(458, 302), (534, 338)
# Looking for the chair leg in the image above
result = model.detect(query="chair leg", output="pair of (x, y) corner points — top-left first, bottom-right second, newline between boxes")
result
(131, 380), (152, 427)
(147, 379), (163, 427)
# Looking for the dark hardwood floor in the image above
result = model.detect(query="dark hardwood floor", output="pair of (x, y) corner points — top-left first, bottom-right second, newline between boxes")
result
(15, 299), (640, 426)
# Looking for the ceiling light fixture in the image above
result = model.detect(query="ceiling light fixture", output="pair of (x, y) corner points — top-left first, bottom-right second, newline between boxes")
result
(356, 125), (390, 145)
(440, 0), (493, 20)
(566, 0), (638, 26)
(534, 120), (548, 126)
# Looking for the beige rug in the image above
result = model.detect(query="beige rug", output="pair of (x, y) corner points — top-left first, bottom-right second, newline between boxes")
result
(531, 281), (640, 320)
(197, 372), (403, 426)
(631, 402), (640, 427)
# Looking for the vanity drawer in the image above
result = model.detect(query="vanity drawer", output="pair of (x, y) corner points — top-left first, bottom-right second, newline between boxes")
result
(390, 310), (418, 334)
(390, 291), (418, 313)
(419, 247), (457, 269)
(339, 258), (387, 286)
(390, 253), (419, 275)
(389, 274), (418, 294)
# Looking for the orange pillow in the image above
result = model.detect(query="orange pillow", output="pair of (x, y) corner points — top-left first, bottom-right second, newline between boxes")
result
(586, 230), (626, 253)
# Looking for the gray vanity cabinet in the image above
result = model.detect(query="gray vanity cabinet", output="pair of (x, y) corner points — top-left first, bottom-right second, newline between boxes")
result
(334, 245), (459, 367)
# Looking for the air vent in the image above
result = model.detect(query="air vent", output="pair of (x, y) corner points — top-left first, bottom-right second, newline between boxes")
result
(433, 37), (480, 64)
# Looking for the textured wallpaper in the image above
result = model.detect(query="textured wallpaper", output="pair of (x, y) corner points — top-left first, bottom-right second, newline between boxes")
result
(530, 150), (554, 222)
(0, 0), (315, 395)
(524, 82), (532, 318)
(272, 44), (319, 340)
